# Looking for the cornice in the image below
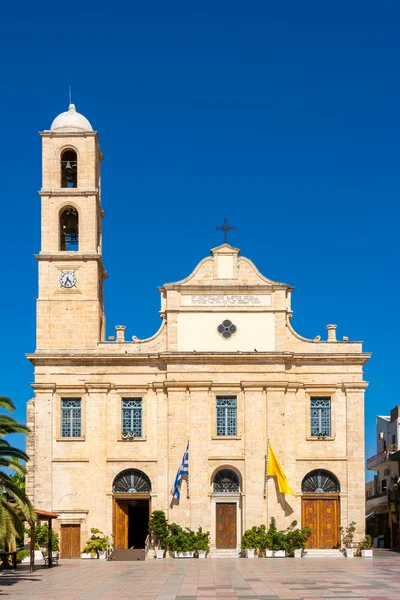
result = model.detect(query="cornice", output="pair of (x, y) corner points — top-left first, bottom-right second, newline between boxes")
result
(31, 383), (57, 392)
(40, 131), (98, 138)
(39, 189), (98, 197)
(26, 350), (371, 367)
(35, 252), (102, 260)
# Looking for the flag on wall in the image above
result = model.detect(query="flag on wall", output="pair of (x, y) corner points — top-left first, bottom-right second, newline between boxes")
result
(266, 441), (295, 496)
(171, 441), (189, 500)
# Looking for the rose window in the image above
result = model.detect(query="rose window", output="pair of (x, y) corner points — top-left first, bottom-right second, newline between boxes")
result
(217, 320), (237, 339)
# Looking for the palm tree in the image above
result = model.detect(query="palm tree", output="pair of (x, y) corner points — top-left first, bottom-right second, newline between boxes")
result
(0, 397), (36, 546)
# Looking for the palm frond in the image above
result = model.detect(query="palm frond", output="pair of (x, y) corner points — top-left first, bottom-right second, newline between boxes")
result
(0, 446), (29, 463)
(0, 415), (30, 437)
(0, 458), (26, 475)
(0, 497), (24, 542)
(0, 474), (36, 522)
(0, 397), (16, 413)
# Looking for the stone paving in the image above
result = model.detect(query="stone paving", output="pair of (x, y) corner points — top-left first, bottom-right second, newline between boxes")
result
(1, 554), (400, 600)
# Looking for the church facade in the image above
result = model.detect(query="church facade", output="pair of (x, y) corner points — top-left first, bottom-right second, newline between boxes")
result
(26, 104), (370, 557)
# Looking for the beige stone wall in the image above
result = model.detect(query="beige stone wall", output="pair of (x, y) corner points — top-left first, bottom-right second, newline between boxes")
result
(27, 358), (368, 548)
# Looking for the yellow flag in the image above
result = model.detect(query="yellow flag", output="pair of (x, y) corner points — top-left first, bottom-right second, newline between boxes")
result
(267, 443), (295, 496)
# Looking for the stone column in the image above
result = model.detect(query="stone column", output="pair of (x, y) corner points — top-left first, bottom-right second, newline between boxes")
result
(155, 383), (169, 513)
(166, 385), (190, 527)
(265, 384), (298, 529)
(243, 384), (266, 530)
(85, 384), (110, 538)
(29, 384), (56, 509)
(189, 385), (211, 532)
(344, 383), (368, 541)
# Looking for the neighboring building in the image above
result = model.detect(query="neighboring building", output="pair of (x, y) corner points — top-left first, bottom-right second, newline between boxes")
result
(26, 104), (371, 558)
(366, 409), (400, 547)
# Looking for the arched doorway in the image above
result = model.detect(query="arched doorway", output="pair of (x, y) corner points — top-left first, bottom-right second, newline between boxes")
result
(301, 469), (340, 549)
(212, 468), (241, 550)
(112, 469), (151, 550)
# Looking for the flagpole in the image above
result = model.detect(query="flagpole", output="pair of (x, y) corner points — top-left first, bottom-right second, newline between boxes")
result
(264, 439), (270, 498)
(186, 439), (190, 499)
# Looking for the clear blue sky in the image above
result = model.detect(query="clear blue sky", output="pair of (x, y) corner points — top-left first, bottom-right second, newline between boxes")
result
(1, 1), (399, 474)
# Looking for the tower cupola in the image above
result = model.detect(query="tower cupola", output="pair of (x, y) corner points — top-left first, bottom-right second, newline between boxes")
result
(50, 103), (93, 132)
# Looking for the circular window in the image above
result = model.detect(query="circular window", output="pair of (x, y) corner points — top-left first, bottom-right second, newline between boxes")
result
(217, 320), (237, 339)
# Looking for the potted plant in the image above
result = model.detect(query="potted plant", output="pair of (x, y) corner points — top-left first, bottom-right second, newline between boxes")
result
(82, 528), (111, 559)
(257, 524), (272, 557)
(267, 517), (286, 557)
(22, 523), (60, 564)
(149, 510), (169, 559)
(339, 521), (356, 558)
(241, 526), (260, 558)
(284, 521), (312, 558)
(193, 527), (210, 558)
(358, 535), (373, 558)
(167, 523), (196, 558)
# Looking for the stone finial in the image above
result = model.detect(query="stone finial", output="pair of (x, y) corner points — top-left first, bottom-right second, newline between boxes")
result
(115, 325), (126, 342)
(326, 324), (337, 342)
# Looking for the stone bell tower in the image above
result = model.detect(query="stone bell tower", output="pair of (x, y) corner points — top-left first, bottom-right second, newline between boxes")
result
(36, 103), (106, 350)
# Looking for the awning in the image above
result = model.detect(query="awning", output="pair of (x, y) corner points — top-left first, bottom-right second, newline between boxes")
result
(366, 505), (388, 519)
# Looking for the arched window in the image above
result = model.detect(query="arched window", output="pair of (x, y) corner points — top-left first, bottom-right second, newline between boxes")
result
(61, 149), (78, 188)
(112, 469), (151, 494)
(60, 207), (79, 251)
(301, 469), (340, 493)
(213, 469), (240, 494)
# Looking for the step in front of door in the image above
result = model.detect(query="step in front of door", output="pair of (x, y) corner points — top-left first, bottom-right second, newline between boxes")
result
(109, 549), (146, 561)
(210, 549), (241, 558)
(303, 549), (344, 558)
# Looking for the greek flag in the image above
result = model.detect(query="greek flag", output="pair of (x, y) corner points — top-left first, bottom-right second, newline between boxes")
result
(171, 442), (189, 500)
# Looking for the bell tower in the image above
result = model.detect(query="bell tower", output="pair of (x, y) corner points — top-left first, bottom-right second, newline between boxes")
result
(37, 103), (106, 350)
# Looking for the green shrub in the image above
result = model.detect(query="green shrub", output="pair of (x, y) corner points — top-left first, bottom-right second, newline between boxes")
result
(193, 527), (210, 552)
(241, 526), (260, 551)
(357, 535), (373, 552)
(16, 549), (30, 563)
(34, 523), (59, 552)
(83, 528), (111, 557)
(166, 523), (196, 552)
(339, 521), (356, 548)
(284, 521), (312, 554)
(267, 517), (286, 551)
(149, 510), (169, 550)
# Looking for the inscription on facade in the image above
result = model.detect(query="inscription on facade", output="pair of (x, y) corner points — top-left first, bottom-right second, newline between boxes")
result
(182, 295), (271, 306)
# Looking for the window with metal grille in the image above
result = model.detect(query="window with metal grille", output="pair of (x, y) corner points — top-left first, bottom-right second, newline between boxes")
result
(61, 399), (81, 438)
(216, 396), (237, 436)
(213, 469), (240, 493)
(310, 397), (331, 437)
(122, 398), (142, 437)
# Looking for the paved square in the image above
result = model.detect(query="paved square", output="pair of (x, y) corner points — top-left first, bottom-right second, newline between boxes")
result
(1, 553), (400, 600)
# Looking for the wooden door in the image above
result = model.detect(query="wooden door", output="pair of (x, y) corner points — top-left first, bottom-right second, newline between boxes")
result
(302, 498), (339, 549)
(60, 524), (81, 558)
(216, 503), (237, 549)
(114, 499), (128, 549)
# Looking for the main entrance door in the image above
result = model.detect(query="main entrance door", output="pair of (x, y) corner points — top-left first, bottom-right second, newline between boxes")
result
(60, 524), (81, 558)
(114, 498), (150, 549)
(216, 503), (237, 549)
(302, 498), (340, 548)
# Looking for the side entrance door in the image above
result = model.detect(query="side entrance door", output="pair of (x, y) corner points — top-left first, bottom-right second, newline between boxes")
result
(302, 497), (340, 548)
(114, 499), (129, 549)
(216, 503), (237, 549)
(60, 524), (81, 558)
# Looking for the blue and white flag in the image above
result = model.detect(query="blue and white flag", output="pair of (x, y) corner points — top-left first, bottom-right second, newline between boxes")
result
(171, 442), (189, 500)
